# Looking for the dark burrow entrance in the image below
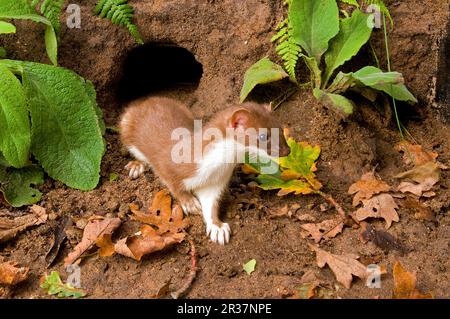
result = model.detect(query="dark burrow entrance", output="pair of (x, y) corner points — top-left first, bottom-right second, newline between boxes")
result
(118, 43), (203, 102)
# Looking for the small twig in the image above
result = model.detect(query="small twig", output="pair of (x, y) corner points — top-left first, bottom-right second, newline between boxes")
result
(315, 190), (347, 219)
(171, 238), (197, 299)
(272, 87), (298, 110)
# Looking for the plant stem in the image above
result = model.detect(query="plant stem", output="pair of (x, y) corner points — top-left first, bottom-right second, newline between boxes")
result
(382, 13), (404, 139)
(369, 40), (381, 69)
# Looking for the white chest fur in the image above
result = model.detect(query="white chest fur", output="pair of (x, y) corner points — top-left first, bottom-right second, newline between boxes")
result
(183, 139), (243, 191)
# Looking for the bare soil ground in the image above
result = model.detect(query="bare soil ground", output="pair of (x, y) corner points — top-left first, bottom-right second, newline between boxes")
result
(0, 0), (449, 298)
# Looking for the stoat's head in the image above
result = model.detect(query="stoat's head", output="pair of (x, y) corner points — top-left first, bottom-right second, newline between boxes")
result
(227, 102), (290, 158)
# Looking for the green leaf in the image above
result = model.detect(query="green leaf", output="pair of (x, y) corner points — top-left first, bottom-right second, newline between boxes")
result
(256, 174), (315, 196)
(0, 64), (31, 168)
(109, 172), (119, 182)
(243, 259), (256, 275)
(242, 137), (322, 196)
(0, 20), (16, 33)
(84, 80), (106, 135)
(289, 0), (339, 61)
(340, 0), (359, 7)
(0, 0), (58, 65)
(0, 165), (43, 207)
(313, 88), (354, 115)
(240, 57), (288, 103)
(302, 55), (322, 88)
(244, 152), (281, 177)
(279, 137), (322, 189)
(353, 66), (417, 102)
(44, 24), (57, 65)
(0, 47), (6, 58)
(323, 10), (373, 87)
(325, 71), (357, 94)
(0, 59), (105, 191)
(40, 271), (87, 298)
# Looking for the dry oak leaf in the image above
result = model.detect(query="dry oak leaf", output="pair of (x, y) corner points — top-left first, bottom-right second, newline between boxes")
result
(0, 261), (29, 285)
(393, 261), (433, 299)
(395, 162), (443, 197)
(348, 172), (391, 206)
(64, 216), (121, 266)
(353, 193), (399, 229)
(96, 234), (116, 257)
(399, 198), (436, 222)
(0, 204), (48, 243)
(116, 190), (189, 261)
(129, 190), (189, 234)
(300, 219), (344, 243)
(308, 244), (366, 289)
(396, 141), (438, 167)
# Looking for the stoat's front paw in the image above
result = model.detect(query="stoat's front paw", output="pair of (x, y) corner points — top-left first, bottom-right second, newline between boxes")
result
(125, 161), (146, 179)
(206, 222), (231, 245)
(180, 196), (201, 215)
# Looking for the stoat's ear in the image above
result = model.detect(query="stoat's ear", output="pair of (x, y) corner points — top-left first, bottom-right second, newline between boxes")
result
(230, 109), (251, 129)
(263, 103), (272, 112)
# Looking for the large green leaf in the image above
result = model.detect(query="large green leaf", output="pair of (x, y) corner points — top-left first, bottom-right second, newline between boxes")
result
(0, 165), (43, 207)
(289, 0), (339, 61)
(323, 10), (373, 87)
(0, 60), (105, 191)
(0, 64), (31, 168)
(0, 20), (15, 33)
(240, 57), (288, 103)
(313, 88), (354, 115)
(353, 66), (417, 102)
(0, 0), (58, 65)
(326, 67), (417, 103)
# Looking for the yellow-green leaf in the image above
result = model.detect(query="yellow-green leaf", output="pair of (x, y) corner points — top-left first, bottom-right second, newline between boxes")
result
(243, 259), (256, 275)
(40, 271), (86, 298)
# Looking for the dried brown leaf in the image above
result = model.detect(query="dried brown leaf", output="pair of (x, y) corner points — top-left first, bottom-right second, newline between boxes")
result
(399, 198), (436, 222)
(309, 244), (366, 289)
(300, 219), (344, 243)
(395, 161), (440, 184)
(396, 141), (438, 167)
(353, 193), (399, 228)
(130, 190), (189, 234)
(96, 234), (116, 257)
(116, 191), (189, 261)
(348, 172), (391, 206)
(114, 232), (185, 261)
(393, 261), (433, 299)
(0, 205), (48, 243)
(45, 215), (71, 267)
(0, 261), (29, 285)
(64, 217), (121, 266)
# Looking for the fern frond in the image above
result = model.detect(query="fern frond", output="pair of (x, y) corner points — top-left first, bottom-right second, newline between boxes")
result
(94, 0), (143, 44)
(364, 0), (393, 26)
(30, 0), (65, 35)
(272, 17), (301, 83)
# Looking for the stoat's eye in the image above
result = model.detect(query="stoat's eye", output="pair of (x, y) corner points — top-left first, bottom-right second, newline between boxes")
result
(258, 133), (268, 142)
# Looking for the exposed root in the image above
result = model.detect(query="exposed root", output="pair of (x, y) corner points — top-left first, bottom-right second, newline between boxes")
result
(316, 190), (347, 219)
(171, 238), (198, 299)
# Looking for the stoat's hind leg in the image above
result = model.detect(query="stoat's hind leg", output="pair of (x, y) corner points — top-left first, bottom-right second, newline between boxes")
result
(125, 160), (147, 179)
